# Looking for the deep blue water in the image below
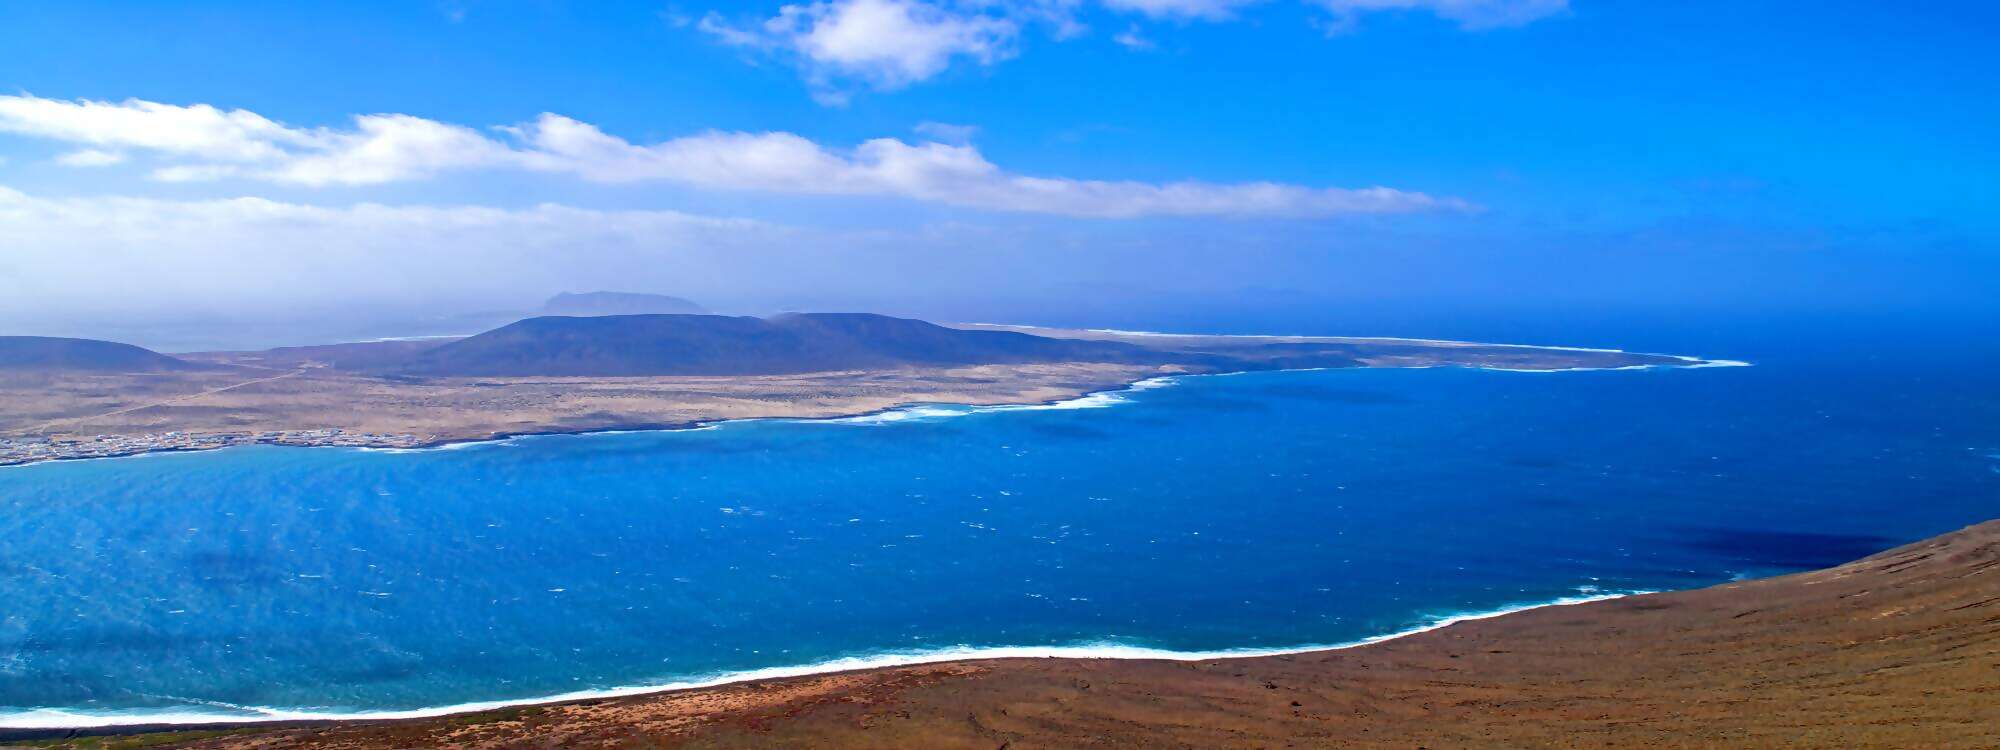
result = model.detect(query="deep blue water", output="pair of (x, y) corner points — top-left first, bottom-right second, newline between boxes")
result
(1, 334), (1997, 726)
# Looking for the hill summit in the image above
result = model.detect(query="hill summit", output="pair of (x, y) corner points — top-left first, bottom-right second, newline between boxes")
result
(401, 313), (1151, 376)
(541, 292), (707, 317)
(0, 336), (204, 372)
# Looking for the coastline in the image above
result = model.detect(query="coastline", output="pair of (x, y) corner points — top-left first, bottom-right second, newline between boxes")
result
(0, 376), (1165, 470)
(9, 518), (1995, 747)
(958, 322), (1755, 364)
(0, 349), (1760, 729)
(0, 347), (1744, 470)
(0, 342), (1761, 733)
(0, 590), (1641, 731)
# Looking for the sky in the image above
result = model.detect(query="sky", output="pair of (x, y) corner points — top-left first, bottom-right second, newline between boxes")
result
(0, 0), (1995, 349)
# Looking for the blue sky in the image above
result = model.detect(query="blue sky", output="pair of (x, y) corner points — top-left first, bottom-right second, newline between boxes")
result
(0, 1), (1994, 346)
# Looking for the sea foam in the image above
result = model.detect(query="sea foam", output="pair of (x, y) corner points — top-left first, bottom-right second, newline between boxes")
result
(806, 376), (1181, 426)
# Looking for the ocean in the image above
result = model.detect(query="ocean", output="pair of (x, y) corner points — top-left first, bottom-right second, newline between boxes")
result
(2, 324), (1997, 727)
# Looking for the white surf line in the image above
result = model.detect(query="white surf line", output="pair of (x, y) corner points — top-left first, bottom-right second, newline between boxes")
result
(805, 375), (1180, 426)
(0, 590), (1644, 730)
(1483, 355), (1752, 373)
(357, 334), (472, 343)
(957, 322), (1750, 366)
(809, 348), (1748, 428)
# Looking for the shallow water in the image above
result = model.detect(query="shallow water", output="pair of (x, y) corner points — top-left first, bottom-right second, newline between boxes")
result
(1, 350), (1996, 726)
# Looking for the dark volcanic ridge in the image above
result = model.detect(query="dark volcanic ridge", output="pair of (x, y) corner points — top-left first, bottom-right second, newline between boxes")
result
(70, 312), (1705, 379)
(399, 313), (1164, 377)
(0, 336), (211, 373)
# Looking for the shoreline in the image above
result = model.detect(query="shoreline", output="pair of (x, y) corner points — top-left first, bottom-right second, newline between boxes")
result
(961, 322), (1755, 362)
(0, 349), (1745, 470)
(0, 346), (1752, 730)
(0, 590), (1642, 732)
(15, 518), (1992, 746)
(0, 375), (1169, 470)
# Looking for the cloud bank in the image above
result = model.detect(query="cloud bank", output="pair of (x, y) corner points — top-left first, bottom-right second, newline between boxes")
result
(0, 186), (790, 327)
(0, 94), (1466, 219)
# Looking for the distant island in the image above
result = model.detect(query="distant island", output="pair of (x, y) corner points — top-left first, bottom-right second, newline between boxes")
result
(0, 312), (1729, 466)
(398, 313), (1156, 376)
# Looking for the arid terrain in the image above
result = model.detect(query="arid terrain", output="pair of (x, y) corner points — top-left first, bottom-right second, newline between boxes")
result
(11, 518), (1993, 749)
(0, 321), (1706, 466)
(0, 363), (1163, 457)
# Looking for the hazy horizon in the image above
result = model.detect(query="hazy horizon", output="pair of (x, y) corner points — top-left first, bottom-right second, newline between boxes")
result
(3, 2), (1995, 349)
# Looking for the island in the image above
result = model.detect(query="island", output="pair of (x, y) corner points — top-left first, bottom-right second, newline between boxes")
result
(0, 312), (1726, 467)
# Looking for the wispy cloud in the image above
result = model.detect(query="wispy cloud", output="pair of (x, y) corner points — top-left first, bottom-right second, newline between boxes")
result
(0, 94), (1470, 220)
(1111, 23), (1157, 49)
(1311, 0), (1568, 32)
(0, 95), (308, 161)
(694, 0), (1566, 98)
(1101, 0), (1262, 21)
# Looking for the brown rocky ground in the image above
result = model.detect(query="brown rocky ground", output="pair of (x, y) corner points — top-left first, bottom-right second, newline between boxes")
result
(18, 519), (1997, 749)
(2, 328), (1697, 456)
(0, 363), (1165, 447)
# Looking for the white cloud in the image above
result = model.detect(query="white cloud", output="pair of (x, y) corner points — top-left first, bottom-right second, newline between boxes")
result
(692, 1), (1567, 98)
(0, 96), (514, 186)
(1311, 0), (1568, 31)
(54, 149), (127, 167)
(0, 95), (1468, 219)
(522, 114), (1472, 218)
(264, 114), (517, 185)
(701, 0), (1020, 97)
(514, 114), (1463, 217)
(1101, 0), (1261, 21)
(0, 95), (307, 161)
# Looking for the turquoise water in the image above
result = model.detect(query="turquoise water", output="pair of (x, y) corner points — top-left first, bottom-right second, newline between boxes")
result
(2, 348), (1997, 726)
